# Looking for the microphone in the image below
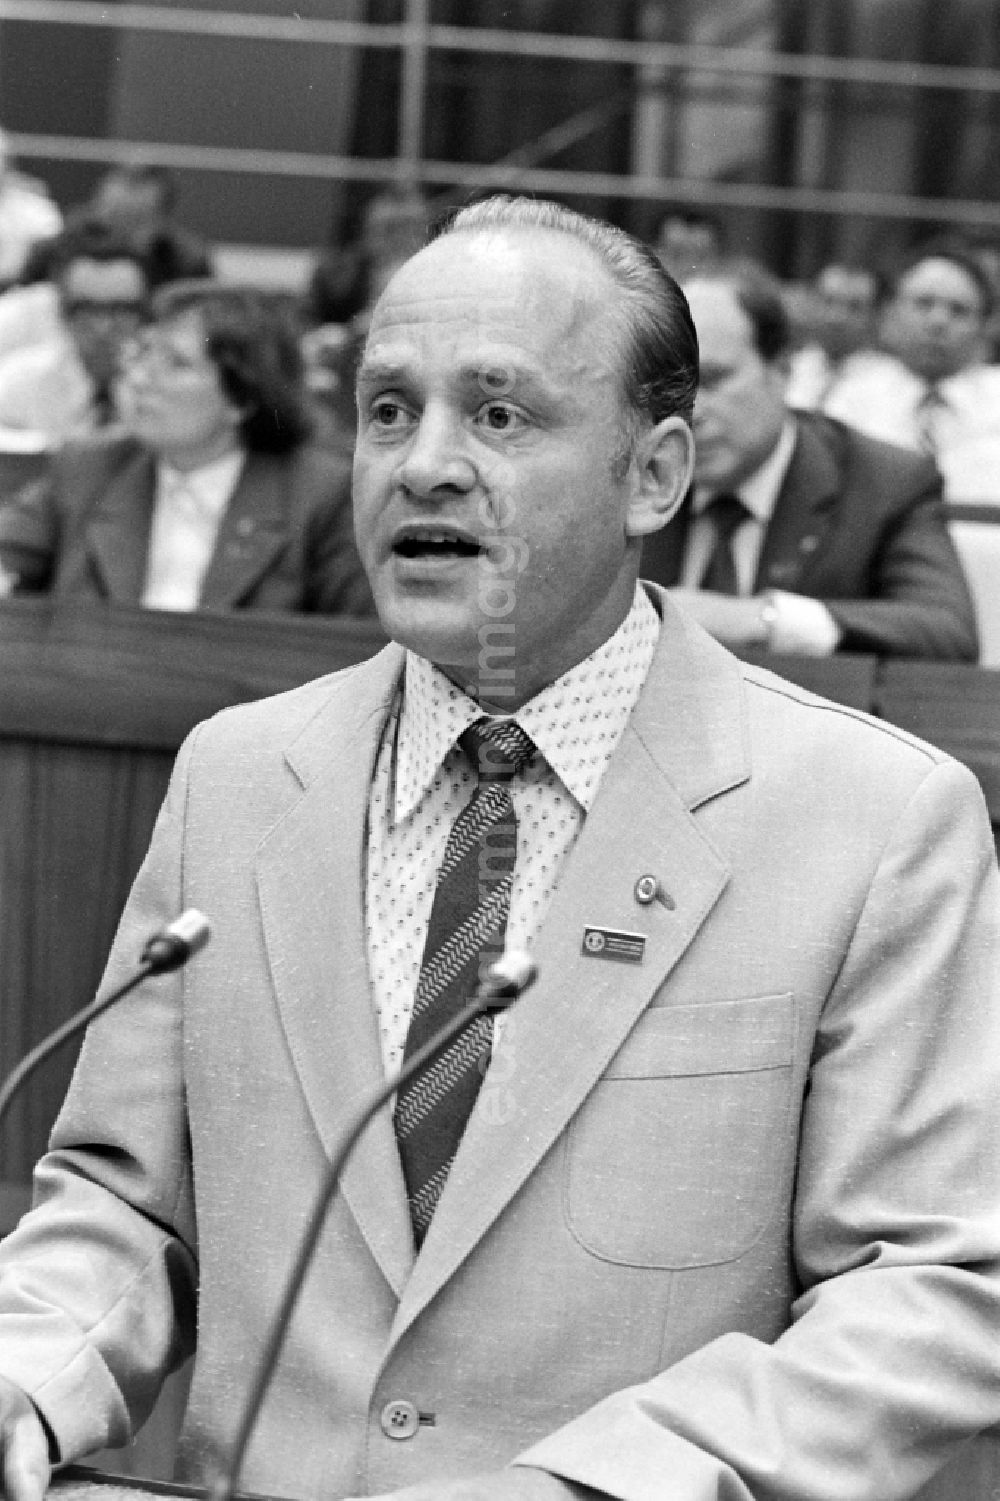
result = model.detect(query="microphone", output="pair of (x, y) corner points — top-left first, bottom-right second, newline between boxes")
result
(0, 910), (211, 1133)
(209, 948), (538, 1501)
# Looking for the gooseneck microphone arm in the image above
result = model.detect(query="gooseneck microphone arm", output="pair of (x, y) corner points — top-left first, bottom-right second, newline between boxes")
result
(210, 949), (538, 1501)
(0, 910), (212, 1134)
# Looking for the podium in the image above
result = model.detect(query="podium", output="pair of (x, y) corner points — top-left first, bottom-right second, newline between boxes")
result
(52, 1471), (209, 1501)
(51, 1468), (282, 1501)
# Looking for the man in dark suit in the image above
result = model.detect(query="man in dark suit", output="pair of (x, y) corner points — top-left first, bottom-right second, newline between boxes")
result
(641, 262), (979, 661)
(0, 280), (375, 616)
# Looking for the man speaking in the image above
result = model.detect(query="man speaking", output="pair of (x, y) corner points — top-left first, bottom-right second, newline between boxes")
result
(0, 197), (998, 1501)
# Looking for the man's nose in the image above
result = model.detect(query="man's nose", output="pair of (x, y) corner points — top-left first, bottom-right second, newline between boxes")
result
(397, 406), (476, 498)
(922, 301), (952, 330)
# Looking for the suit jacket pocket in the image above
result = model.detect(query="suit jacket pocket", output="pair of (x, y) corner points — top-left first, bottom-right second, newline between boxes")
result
(564, 993), (795, 1269)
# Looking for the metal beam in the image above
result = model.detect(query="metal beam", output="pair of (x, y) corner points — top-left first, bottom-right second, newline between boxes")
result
(2, 2), (1000, 95)
(398, 0), (429, 187)
(8, 132), (1000, 229)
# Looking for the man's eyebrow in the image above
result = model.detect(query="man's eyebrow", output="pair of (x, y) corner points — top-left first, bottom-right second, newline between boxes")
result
(355, 360), (406, 389)
(355, 358), (552, 397)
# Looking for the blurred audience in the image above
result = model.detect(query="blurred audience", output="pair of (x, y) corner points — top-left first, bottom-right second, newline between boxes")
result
(653, 208), (726, 282)
(785, 261), (885, 410)
(21, 162), (213, 291)
(304, 184), (429, 330)
(0, 128), (61, 291)
(821, 238), (1000, 502)
(641, 260), (978, 661)
(0, 280), (374, 616)
(302, 185), (430, 452)
(89, 162), (214, 288)
(0, 216), (151, 449)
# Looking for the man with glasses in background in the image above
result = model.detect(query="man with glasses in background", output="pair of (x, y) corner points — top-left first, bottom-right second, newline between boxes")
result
(0, 215), (150, 451)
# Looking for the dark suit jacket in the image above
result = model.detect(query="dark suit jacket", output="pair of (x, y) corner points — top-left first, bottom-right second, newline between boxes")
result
(641, 411), (979, 660)
(0, 432), (376, 616)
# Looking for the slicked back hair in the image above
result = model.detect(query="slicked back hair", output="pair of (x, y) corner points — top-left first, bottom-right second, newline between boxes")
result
(435, 196), (700, 433)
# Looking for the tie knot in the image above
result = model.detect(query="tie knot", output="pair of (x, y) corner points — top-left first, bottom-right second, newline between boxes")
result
(705, 492), (748, 540)
(461, 718), (535, 783)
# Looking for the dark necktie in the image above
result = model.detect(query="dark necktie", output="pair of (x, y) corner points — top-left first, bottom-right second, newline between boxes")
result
(92, 380), (115, 427)
(700, 492), (749, 595)
(394, 716), (535, 1245)
(916, 383), (947, 456)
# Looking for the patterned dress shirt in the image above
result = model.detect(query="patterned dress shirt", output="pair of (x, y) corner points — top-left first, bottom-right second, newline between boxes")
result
(365, 583), (660, 1076)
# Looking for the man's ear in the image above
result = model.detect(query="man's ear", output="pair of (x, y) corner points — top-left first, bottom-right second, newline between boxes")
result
(625, 415), (695, 539)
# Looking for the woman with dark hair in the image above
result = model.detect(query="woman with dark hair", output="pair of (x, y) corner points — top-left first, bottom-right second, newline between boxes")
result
(0, 279), (375, 615)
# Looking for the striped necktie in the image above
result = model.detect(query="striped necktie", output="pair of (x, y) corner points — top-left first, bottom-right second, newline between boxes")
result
(394, 717), (535, 1246)
(700, 492), (749, 595)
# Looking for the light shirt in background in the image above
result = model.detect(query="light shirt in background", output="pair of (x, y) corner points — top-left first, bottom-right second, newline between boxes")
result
(141, 447), (245, 611)
(0, 327), (93, 449)
(785, 344), (886, 412)
(365, 582), (660, 1077)
(822, 352), (1000, 504)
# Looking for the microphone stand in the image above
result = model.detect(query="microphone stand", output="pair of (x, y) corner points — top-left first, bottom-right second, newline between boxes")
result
(0, 911), (211, 1134)
(209, 956), (537, 1501)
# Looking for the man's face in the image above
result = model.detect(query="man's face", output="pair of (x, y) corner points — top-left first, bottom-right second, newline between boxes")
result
(93, 178), (165, 249)
(814, 265), (877, 360)
(116, 307), (243, 462)
(684, 279), (787, 493)
(60, 257), (148, 386)
(353, 229), (663, 707)
(882, 256), (987, 381)
(655, 218), (720, 282)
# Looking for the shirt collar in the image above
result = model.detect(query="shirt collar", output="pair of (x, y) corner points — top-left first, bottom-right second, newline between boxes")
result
(157, 447), (245, 516)
(392, 582), (660, 826)
(694, 416), (797, 525)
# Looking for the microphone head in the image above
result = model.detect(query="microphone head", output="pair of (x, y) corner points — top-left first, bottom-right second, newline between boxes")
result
(141, 909), (212, 973)
(481, 949), (538, 1008)
(167, 909), (212, 956)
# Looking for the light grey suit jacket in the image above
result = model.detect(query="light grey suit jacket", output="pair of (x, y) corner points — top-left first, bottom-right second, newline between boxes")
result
(0, 588), (999, 1501)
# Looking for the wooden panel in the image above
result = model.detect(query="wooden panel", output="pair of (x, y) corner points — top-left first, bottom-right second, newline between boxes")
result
(0, 600), (386, 1180)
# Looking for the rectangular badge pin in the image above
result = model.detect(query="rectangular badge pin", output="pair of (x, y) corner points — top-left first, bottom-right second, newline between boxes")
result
(581, 926), (646, 964)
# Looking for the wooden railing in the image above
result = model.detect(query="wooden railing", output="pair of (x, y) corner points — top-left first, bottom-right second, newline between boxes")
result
(0, 597), (997, 1184)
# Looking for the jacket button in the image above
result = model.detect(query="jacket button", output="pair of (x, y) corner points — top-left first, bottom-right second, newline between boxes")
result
(380, 1399), (420, 1439)
(634, 874), (659, 905)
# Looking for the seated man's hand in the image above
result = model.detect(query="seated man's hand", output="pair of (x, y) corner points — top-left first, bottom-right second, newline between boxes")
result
(667, 588), (772, 648)
(668, 588), (841, 656)
(0, 1377), (50, 1501)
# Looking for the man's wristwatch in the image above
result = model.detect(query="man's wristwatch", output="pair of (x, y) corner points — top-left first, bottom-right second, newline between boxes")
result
(757, 590), (779, 648)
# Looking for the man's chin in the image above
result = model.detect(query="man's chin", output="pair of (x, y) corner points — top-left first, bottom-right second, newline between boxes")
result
(374, 596), (483, 673)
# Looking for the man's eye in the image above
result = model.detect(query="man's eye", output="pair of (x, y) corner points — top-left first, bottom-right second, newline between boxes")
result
(370, 399), (410, 428)
(476, 402), (525, 433)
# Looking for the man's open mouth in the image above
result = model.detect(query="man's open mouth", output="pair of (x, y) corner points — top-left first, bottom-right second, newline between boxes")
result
(393, 528), (483, 560)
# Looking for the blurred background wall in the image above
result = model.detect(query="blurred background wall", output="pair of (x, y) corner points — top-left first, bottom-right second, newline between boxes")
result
(1, 0), (999, 286)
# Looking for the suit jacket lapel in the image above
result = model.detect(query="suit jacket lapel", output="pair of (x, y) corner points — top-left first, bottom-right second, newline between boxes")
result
(85, 448), (157, 601)
(755, 419), (839, 592)
(255, 643), (417, 1296)
(198, 452), (289, 607)
(393, 596), (749, 1338)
